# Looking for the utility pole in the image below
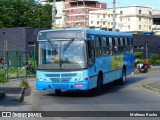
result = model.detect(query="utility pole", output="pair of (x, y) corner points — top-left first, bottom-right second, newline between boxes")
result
(52, 0), (56, 28)
(146, 42), (149, 62)
(2, 31), (6, 63)
(112, 0), (116, 31)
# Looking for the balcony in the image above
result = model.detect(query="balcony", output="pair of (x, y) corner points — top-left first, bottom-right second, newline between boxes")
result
(120, 14), (152, 18)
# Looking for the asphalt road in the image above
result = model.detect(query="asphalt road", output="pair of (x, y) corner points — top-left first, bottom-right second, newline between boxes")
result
(29, 73), (160, 111)
(1, 73), (160, 120)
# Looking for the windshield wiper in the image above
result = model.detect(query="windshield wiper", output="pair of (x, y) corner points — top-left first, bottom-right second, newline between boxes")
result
(63, 38), (74, 51)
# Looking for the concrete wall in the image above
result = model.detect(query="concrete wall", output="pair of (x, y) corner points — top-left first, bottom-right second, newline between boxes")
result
(133, 34), (160, 59)
(0, 27), (45, 52)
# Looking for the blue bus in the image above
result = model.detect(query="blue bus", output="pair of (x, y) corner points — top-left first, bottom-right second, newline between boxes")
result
(36, 28), (134, 95)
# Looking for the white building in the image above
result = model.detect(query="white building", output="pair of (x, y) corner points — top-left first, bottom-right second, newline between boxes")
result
(152, 9), (160, 35)
(40, 0), (65, 28)
(89, 6), (153, 33)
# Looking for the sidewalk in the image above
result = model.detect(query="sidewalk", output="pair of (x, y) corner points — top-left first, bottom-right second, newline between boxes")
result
(0, 78), (36, 101)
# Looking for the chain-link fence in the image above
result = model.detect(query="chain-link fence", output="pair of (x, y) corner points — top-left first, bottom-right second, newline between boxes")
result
(0, 50), (36, 79)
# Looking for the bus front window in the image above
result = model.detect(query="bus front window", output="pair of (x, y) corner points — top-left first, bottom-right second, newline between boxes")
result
(38, 40), (87, 70)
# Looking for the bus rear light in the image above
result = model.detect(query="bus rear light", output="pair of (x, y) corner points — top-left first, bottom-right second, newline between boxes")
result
(75, 84), (84, 87)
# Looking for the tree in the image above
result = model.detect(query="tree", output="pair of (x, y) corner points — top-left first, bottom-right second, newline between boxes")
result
(0, 0), (52, 28)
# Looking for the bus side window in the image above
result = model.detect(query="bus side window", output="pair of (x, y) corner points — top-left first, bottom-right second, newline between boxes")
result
(109, 37), (113, 55)
(119, 38), (124, 54)
(111, 37), (116, 55)
(114, 37), (119, 54)
(96, 36), (102, 57)
(87, 40), (95, 66)
(102, 37), (110, 55)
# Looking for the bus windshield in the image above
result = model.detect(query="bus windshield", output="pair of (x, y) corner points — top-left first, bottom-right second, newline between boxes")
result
(38, 40), (87, 70)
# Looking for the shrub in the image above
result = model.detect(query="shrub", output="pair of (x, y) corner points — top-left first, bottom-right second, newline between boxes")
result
(155, 60), (160, 65)
(134, 52), (143, 58)
(149, 54), (159, 64)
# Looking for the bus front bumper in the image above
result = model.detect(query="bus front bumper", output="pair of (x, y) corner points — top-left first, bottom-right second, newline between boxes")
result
(36, 81), (89, 90)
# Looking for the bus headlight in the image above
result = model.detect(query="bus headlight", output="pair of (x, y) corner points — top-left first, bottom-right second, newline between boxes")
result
(39, 78), (43, 81)
(75, 78), (83, 81)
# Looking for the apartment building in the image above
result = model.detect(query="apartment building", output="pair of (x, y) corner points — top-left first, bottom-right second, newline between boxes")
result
(65, 0), (106, 28)
(40, 0), (65, 28)
(89, 6), (153, 33)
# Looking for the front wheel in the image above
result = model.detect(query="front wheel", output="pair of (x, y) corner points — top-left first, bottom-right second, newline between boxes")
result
(55, 89), (61, 95)
(93, 74), (103, 95)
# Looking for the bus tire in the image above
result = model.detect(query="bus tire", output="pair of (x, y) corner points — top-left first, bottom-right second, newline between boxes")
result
(94, 74), (103, 95)
(55, 89), (61, 95)
(118, 69), (126, 85)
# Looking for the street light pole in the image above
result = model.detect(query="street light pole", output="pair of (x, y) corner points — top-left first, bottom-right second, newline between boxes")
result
(146, 42), (149, 62)
(113, 0), (116, 31)
(2, 31), (6, 63)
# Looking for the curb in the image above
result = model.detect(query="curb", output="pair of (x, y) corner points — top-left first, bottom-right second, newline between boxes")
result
(141, 83), (160, 93)
(0, 91), (5, 100)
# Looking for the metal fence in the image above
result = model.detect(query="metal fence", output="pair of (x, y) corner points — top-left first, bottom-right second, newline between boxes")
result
(0, 51), (36, 79)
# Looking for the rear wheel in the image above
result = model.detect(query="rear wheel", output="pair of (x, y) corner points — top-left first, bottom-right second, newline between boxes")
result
(115, 69), (126, 85)
(55, 89), (61, 95)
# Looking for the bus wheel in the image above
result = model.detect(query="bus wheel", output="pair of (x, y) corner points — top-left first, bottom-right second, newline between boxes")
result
(94, 74), (103, 95)
(55, 89), (61, 95)
(117, 69), (126, 85)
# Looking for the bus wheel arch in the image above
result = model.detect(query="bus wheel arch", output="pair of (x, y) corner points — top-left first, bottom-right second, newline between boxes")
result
(94, 71), (103, 95)
(120, 66), (126, 85)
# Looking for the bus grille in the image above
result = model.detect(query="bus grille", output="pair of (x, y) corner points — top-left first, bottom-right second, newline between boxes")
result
(52, 84), (69, 89)
(45, 73), (78, 82)
(50, 78), (71, 82)
(45, 74), (60, 77)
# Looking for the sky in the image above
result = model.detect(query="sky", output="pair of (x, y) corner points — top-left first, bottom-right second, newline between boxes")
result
(36, 0), (160, 10)
(100, 0), (160, 9)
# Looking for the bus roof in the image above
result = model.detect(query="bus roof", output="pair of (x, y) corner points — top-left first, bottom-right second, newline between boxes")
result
(38, 28), (132, 38)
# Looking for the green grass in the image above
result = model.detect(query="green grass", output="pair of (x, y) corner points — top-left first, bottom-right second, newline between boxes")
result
(0, 70), (8, 83)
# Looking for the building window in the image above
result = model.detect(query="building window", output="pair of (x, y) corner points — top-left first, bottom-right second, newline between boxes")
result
(128, 25), (130, 29)
(97, 21), (99, 25)
(139, 10), (141, 14)
(103, 14), (105, 18)
(139, 17), (141, 21)
(120, 11), (123, 15)
(139, 25), (141, 29)
(103, 22), (105, 25)
(149, 11), (152, 15)
(76, 22), (84, 26)
(128, 17), (130, 21)
(85, 9), (88, 12)
(91, 21), (93, 24)
(76, 15), (84, 19)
